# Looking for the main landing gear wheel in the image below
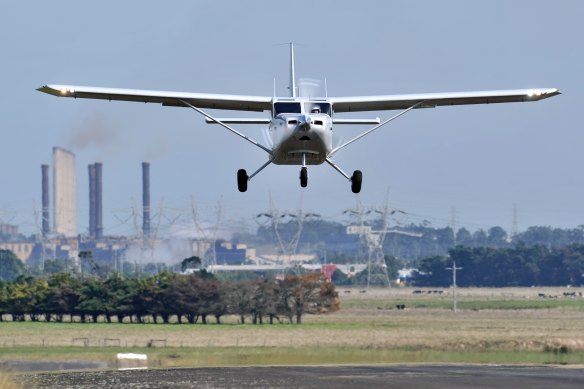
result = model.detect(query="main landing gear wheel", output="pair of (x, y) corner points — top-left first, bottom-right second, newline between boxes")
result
(351, 170), (362, 193)
(237, 169), (248, 192)
(300, 167), (308, 188)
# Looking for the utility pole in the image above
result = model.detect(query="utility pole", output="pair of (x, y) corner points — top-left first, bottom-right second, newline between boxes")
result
(446, 261), (463, 312)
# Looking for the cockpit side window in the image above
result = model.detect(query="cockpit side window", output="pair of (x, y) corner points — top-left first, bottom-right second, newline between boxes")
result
(274, 102), (302, 116)
(304, 102), (331, 116)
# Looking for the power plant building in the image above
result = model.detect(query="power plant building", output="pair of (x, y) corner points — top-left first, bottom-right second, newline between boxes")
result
(53, 147), (77, 237)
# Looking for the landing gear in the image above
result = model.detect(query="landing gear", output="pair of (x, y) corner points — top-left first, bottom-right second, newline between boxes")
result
(351, 170), (362, 193)
(300, 167), (308, 188)
(237, 169), (248, 192)
(325, 158), (363, 193)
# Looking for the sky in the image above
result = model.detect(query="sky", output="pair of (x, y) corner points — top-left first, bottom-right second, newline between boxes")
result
(1, 1), (582, 237)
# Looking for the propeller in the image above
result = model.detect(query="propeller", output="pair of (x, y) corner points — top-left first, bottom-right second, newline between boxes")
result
(298, 78), (322, 98)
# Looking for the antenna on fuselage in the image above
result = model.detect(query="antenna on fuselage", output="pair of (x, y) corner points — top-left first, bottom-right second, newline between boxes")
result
(289, 42), (297, 98)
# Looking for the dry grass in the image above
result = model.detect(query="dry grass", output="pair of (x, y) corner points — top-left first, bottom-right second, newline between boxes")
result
(0, 371), (20, 389)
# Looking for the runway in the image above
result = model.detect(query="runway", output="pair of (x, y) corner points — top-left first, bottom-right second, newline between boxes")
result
(16, 364), (584, 388)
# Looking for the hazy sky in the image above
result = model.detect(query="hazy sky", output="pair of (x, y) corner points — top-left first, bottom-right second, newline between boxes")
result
(1, 1), (582, 236)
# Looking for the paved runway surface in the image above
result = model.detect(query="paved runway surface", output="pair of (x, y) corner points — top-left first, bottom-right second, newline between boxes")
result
(17, 364), (584, 388)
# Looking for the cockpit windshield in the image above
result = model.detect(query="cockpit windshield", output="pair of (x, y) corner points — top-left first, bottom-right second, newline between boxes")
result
(274, 102), (301, 116)
(305, 102), (331, 116)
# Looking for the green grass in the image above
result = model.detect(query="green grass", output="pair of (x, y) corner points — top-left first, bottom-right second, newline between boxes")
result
(2, 346), (584, 368)
(342, 298), (584, 310)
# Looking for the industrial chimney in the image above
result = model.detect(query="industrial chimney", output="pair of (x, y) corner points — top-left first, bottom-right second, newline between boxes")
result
(41, 164), (50, 236)
(142, 162), (151, 238)
(94, 162), (103, 239)
(88, 164), (96, 238)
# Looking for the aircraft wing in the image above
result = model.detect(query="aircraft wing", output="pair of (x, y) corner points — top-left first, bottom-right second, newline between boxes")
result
(36, 84), (273, 112)
(330, 88), (560, 112)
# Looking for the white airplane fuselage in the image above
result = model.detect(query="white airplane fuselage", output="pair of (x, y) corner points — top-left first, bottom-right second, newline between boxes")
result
(268, 101), (333, 165)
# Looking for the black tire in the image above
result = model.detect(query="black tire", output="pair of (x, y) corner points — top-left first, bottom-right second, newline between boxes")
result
(300, 167), (308, 188)
(351, 170), (362, 193)
(237, 169), (248, 192)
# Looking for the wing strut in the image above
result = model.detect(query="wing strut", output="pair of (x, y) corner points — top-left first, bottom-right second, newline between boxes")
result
(329, 100), (425, 157)
(179, 100), (272, 155)
(325, 158), (351, 180)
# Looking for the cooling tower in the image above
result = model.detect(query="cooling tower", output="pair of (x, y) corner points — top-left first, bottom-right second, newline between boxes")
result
(53, 147), (76, 237)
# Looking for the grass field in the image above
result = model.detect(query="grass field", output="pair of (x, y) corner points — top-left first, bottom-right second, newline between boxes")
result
(1, 287), (584, 369)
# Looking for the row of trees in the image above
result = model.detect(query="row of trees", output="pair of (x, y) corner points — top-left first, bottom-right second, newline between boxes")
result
(237, 219), (584, 262)
(411, 244), (584, 287)
(0, 271), (339, 324)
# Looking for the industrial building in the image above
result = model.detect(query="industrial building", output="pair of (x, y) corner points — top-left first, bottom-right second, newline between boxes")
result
(52, 147), (76, 237)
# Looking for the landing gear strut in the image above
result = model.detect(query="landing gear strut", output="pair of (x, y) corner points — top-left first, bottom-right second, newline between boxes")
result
(326, 158), (364, 193)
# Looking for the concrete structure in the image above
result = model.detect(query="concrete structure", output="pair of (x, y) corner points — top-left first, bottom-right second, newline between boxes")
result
(0, 242), (35, 262)
(0, 223), (19, 237)
(53, 147), (76, 237)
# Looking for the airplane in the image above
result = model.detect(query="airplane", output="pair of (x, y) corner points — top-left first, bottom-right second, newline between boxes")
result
(38, 44), (560, 193)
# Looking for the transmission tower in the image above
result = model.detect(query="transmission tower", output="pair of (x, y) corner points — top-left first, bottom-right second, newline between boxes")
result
(345, 192), (421, 288)
(255, 193), (319, 266)
(191, 197), (223, 269)
(32, 203), (49, 273)
(510, 204), (519, 241)
(126, 197), (181, 273)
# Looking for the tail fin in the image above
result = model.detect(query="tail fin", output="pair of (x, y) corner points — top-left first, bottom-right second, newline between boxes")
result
(289, 42), (296, 98)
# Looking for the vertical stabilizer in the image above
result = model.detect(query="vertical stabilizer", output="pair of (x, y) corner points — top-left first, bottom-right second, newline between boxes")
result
(289, 42), (296, 97)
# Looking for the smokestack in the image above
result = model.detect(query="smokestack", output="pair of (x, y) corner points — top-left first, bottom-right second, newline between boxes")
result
(88, 164), (96, 238)
(94, 162), (103, 239)
(142, 162), (150, 238)
(41, 164), (50, 236)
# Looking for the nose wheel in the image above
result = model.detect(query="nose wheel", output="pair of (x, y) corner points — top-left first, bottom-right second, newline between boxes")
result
(300, 167), (308, 188)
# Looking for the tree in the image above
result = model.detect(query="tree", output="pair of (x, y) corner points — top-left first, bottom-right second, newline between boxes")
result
(45, 273), (82, 322)
(384, 255), (402, 280)
(487, 226), (508, 248)
(410, 255), (450, 287)
(280, 273), (326, 324)
(227, 280), (254, 324)
(43, 259), (66, 275)
(77, 278), (108, 322)
(0, 250), (25, 281)
(181, 256), (202, 272)
(456, 228), (473, 246)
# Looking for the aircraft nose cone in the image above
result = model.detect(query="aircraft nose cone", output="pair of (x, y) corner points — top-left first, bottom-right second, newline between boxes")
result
(299, 115), (311, 131)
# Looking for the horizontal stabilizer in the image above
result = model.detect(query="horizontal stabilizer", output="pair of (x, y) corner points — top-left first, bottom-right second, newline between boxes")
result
(333, 118), (381, 125)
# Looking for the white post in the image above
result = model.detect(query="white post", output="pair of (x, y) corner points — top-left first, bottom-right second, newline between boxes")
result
(446, 260), (462, 312)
